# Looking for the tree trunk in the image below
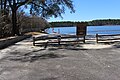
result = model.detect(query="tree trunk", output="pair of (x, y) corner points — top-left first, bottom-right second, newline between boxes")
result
(12, 9), (20, 36)
(4, 0), (6, 9)
(3, 0), (7, 14)
(1, 0), (3, 10)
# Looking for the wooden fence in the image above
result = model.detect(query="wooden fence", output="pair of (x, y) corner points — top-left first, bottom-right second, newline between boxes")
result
(96, 34), (120, 43)
(33, 34), (85, 47)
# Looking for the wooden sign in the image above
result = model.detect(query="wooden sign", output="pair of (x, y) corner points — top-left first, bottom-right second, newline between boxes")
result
(76, 23), (87, 36)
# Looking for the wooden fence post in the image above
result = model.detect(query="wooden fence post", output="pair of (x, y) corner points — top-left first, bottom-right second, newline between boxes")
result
(96, 34), (98, 43)
(83, 35), (85, 43)
(33, 37), (35, 46)
(44, 41), (49, 49)
(57, 35), (61, 45)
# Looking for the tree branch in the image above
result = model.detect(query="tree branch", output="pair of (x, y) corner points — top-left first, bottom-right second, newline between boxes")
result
(16, 0), (30, 9)
(7, 0), (13, 9)
(31, 1), (48, 11)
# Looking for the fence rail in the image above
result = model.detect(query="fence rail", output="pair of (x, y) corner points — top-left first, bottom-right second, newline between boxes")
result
(96, 34), (120, 43)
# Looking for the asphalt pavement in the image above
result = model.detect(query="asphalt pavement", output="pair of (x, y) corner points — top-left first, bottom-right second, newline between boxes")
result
(0, 37), (120, 80)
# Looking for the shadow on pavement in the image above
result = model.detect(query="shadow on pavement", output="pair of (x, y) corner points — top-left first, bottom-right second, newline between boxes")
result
(7, 51), (66, 63)
(36, 43), (88, 51)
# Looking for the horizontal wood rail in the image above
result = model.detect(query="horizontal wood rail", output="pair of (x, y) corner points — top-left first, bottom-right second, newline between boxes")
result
(96, 34), (120, 43)
(97, 34), (120, 37)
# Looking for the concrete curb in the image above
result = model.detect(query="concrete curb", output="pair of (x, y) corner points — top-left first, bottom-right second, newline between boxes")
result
(0, 35), (32, 49)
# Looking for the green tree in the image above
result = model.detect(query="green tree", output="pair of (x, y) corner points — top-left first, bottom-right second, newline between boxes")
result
(7, 0), (75, 35)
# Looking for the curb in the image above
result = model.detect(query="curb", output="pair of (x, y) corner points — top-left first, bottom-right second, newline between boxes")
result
(0, 35), (32, 49)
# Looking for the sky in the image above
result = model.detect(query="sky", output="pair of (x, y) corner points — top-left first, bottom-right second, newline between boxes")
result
(48, 0), (120, 22)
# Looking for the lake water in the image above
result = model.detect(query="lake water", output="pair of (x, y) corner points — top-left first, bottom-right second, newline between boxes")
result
(47, 26), (120, 35)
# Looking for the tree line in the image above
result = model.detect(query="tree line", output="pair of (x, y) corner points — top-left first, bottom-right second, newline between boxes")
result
(50, 19), (120, 27)
(88, 19), (120, 26)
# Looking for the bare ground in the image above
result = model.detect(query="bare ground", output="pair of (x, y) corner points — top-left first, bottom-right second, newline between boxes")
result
(0, 37), (120, 80)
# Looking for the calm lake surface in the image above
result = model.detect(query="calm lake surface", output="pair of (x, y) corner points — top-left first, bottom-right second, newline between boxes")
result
(47, 26), (120, 35)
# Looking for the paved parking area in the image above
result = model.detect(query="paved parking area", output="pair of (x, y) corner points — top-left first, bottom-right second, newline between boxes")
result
(0, 38), (120, 80)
